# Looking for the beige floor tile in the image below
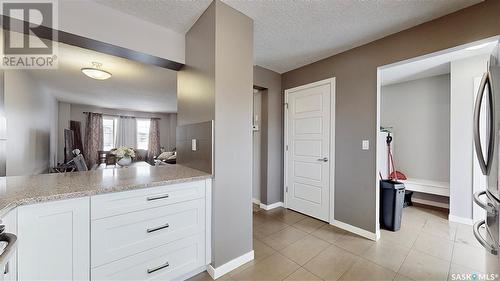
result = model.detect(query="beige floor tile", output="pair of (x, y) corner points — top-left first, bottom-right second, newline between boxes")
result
(283, 267), (323, 281)
(311, 224), (347, 244)
(253, 238), (276, 261)
(413, 233), (454, 261)
(454, 224), (484, 249)
(269, 208), (308, 225)
(361, 240), (410, 272)
(261, 226), (308, 250)
(401, 210), (427, 230)
(451, 243), (500, 274)
(293, 217), (326, 233)
(230, 252), (299, 281)
(304, 245), (359, 281)
(399, 249), (450, 281)
(379, 226), (420, 249)
(393, 273), (415, 281)
(447, 263), (488, 281)
(332, 233), (375, 255)
(339, 258), (396, 281)
(280, 235), (330, 265)
(422, 220), (457, 241)
(253, 219), (289, 239)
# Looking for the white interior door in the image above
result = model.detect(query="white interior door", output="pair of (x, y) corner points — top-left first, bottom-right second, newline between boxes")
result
(285, 79), (333, 222)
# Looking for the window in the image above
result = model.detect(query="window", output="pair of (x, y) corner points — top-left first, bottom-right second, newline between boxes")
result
(102, 117), (117, 151)
(136, 119), (150, 150)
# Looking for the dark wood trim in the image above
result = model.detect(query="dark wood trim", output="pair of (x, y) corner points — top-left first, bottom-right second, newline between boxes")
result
(1, 15), (184, 71)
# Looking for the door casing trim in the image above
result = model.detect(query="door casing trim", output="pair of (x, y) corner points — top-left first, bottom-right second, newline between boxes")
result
(284, 77), (336, 224)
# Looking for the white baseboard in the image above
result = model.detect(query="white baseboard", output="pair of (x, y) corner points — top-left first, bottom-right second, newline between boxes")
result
(449, 214), (473, 225)
(207, 250), (254, 280)
(252, 198), (261, 205)
(259, 201), (283, 211)
(331, 219), (378, 241)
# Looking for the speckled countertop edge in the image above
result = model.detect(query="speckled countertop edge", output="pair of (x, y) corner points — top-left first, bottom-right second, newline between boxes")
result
(0, 166), (212, 218)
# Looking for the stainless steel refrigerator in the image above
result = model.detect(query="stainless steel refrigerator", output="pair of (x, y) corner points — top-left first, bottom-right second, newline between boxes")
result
(473, 41), (500, 259)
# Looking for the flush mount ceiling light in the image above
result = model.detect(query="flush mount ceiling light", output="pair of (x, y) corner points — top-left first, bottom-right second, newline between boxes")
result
(81, 62), (112, 80)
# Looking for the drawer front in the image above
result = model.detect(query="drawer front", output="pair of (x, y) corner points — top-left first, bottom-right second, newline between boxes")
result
(92, 199), (205, 267)
(91, 180), (205, 219)
(91, 234), (205, 281)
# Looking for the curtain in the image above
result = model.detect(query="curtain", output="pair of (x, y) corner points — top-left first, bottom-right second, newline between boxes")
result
(147, 118), (161, 161)
(116, 116), (136, 148)
(84, 113), (103, 167)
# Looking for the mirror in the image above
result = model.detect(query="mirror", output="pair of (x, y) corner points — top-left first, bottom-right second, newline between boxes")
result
(2, 41), (178, 176)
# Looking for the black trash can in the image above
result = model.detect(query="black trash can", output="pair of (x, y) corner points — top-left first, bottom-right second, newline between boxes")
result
(379, 180), (405, 231)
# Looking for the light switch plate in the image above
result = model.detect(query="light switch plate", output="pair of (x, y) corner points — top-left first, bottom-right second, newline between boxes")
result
(191, 139), (197, 151)
(362, 140), (369, 150)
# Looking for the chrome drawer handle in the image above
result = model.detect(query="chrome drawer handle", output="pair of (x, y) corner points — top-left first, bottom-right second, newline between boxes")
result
(473, 191), (496, 215)
(147, 194), (170, 201)
(473, 220), (498, 255)
(317, 157), (328, 162)
(147, 261), (169, 274)
(147, 223), (170, 233)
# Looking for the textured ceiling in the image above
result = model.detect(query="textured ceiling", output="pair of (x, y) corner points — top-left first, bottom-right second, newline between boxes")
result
(94, 0), (483, 73)
(29, 42), (177, 113)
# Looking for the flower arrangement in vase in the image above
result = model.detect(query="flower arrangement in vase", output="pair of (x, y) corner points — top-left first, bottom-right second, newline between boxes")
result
(110, 147), (136, 166)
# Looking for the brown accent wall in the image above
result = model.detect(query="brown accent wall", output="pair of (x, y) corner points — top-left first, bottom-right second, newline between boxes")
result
(282, 0), (500, 233)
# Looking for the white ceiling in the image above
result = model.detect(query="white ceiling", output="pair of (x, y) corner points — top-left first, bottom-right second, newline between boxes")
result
(94, 0), (482, 73)
(28, 42), (177, 113)
(380, 40), (497, 86)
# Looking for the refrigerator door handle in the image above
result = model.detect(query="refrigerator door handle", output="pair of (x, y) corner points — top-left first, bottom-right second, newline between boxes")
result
(473, 71), (495, 175)
(473, 191), (497, 215)
(473, 220), (498, 255)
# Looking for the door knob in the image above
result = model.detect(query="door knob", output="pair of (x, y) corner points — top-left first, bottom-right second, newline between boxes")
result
(317, 157), (328, 162)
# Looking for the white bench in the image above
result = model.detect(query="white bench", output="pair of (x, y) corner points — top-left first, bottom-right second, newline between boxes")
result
(401, 178), (450, 197)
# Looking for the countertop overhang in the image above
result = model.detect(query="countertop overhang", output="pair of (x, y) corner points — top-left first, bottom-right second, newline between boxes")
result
(0, 164), (212, 218)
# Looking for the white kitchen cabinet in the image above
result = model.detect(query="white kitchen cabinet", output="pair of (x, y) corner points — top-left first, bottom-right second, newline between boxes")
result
(17, 198), (90, 281)
(1, 209), (17, 281)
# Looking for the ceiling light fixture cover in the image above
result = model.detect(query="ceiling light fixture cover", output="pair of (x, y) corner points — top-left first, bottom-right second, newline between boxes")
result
(81, 62), (112, 80)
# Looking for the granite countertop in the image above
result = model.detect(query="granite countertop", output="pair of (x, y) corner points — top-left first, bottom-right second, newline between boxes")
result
(0, 164), (211, 218)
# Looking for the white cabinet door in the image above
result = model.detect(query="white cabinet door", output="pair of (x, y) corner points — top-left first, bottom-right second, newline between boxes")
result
(18, 198), (90, 281)
(1, 209), (17, 281)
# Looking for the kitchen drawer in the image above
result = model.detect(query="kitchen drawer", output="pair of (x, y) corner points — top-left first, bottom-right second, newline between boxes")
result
(92, 199), (205, 267)
(91, 234), (205, 281)
(91, 180), (205, 219)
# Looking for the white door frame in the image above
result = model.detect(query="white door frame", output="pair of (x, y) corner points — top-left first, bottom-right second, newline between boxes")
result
(284, 77), (336, 223)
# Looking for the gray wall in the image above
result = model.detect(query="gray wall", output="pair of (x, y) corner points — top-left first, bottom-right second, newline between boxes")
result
(177, 2), (215, 127)
(282, 0), (500, 233)
(450, 55), (489, 220)
(253, 66), (283, 205)
(178, 0), (253, 267)
(5, 71), (57, 176)
(176, 121), (213, 174)
(381, 74), (450, 182)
